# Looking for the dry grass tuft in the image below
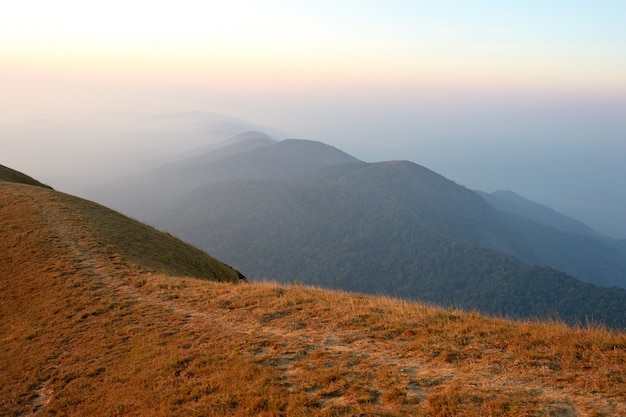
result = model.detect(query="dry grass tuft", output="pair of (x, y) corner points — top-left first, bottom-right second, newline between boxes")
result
(1, 180), (625, 416)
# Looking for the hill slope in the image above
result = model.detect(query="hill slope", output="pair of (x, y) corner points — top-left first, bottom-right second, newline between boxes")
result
(476, 190), (626, 287)
(1, 175), (625, 415)
(0, 180), (243, 283)
(0, 163), (52, 189)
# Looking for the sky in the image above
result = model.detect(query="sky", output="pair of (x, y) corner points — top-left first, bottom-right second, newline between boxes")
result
(2, 0), (625, 121)
(1, 0), (626, 236)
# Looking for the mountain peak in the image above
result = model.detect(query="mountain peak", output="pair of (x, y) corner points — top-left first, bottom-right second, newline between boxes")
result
(272, 138), (361, 164)
(209, 131), (276, 152)
(226, 130), (274, 143)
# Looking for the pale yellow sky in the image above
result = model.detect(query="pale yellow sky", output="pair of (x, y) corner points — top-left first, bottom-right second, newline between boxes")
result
(2, 0), (625, 123)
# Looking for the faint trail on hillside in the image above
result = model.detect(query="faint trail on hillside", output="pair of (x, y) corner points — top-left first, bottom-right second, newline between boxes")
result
(10, 185), (136, 417)
(107, 277), (623, 416)
(19, 187), (108, 281)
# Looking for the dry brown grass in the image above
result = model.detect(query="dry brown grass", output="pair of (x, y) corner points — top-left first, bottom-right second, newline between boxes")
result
(1, 180), (625, 416)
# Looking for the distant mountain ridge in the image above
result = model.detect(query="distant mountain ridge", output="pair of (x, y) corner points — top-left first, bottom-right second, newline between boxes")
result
(478, 190), (602, 238)
(169, 130), (277, 162)
(85, 136), (360, 220)
(218, 130), (276, 146)
(475, 190), (626, 287)
(131, 142), (626, 289)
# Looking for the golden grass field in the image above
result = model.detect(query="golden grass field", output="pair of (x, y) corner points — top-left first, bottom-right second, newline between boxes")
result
(1, 179), (625, 416)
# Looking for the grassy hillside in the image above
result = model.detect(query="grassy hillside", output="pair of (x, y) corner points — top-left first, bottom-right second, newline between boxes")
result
(0, 180), (242, 283)
(0, 163), (52, 189)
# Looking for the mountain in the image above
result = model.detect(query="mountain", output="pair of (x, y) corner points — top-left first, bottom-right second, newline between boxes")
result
(310, 165), (626, 289)
(2, 168), (625, 417)
(475, 190), (626, 288)
(85, 136), (360, 220)
(163, 138), (359, 185)
(493, 212), (626, 288)
(178, 130), (277, 161)
(478, 190), (602, 238)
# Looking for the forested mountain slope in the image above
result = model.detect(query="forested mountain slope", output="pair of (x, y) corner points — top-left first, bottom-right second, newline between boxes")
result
(478, 190), (602, 238)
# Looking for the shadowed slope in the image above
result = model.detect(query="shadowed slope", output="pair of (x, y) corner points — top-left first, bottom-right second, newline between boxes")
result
(0, 164), (52, 189)
(478, 190), (601, 238)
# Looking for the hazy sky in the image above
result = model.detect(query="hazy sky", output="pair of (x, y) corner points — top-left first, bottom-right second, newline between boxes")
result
(2, 1), (626, 236)
(2, 0), (625, 120)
